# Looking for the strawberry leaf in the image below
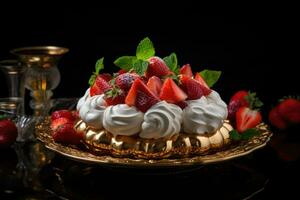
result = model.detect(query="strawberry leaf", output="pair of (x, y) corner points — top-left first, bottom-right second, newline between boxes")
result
(89, 57), (104, 86)
(114, 56), (137, 71)
(136, 37), (155, 60)
(133, 59), (149, 76)
(95, 57), (104, 74)
(229, 130), (242, 141)
(163, 53), (179, 74)
(244, 92), (263, 110)
(199, 70), (221, 87)
(0, 114), (8, 120)
(241, 128), (261, 140)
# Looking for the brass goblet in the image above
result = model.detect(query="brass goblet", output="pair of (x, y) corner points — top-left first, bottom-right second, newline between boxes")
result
(11, 46), (69, 116)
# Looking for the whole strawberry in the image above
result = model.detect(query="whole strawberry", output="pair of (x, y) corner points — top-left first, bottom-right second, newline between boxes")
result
(115, 72), (140, 91)
(52, 123), (83, 145)
(269, 97), (300, 129)
(145, 57), (171, 78)
(51, 110), (75, 121)
(0, 118), (18, 147)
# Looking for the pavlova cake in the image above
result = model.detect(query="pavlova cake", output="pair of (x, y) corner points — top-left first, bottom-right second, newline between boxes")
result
(73, 37), (236, 159)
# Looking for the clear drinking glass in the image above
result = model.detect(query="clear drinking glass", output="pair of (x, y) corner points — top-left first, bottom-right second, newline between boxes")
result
(0, 60), (26, 114)
(10, 46), (69, 116)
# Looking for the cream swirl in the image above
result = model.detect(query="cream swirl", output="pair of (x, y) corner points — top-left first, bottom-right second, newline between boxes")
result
(76, 88), (90, 111)
(78, 94), (107, 129)
(139, 101), (183, 139)
(183, 90), (228, 134)
(103, 104), (144, 136)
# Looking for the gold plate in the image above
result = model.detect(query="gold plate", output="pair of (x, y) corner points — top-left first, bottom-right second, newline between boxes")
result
(36, 119), (272, 168)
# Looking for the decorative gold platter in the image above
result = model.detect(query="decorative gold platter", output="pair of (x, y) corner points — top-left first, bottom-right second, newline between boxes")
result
(36, 119), (272, 168)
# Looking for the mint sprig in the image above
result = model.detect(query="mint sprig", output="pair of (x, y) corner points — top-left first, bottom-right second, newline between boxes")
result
(136, 37), (155, 60)
(89, 57), (104, 86)
(229, 128), (261, 141)
(199, 70), (221, 87)
(163, 53), (179, 75)
(114, 56), (137, 71)
(133, 60), (149, 76)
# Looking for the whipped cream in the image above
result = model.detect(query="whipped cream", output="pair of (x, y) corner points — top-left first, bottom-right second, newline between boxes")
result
(139, 101), (183, 139)
(77, 88), (90, 111)
(103, 104), (144, 136)
(78, 94), (107, 129)
(183, 90), (228, 134)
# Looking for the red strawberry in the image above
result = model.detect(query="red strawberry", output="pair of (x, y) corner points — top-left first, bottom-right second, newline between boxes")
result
(194, 73), (211, 95)
(90, 76), (111, 96)
(51, 110), (74, 121)
(160, 78), (187, 104)
(145, 56), (170, 78)
(125, 79), (160, 112)
(227, 90), (249, 121)
(0, 119), (18, 147)
(147, 76), (162, 96)
(277, 98), (300, 124)
(105, 91), (127, 106)
(71, 110), (80, 120)
(115, 73), (140, 91)
(180, 64), (193, 78)
(99, 73), (112, 82)
(118, 69), (127, 75)
(51, 118), (73, 131)
(236, 107), (262, 132)
(180, 76), (206, 100)
(268, 106), (288, 129)
(175, 101), (188, 109)
(52, 123), (83, 145)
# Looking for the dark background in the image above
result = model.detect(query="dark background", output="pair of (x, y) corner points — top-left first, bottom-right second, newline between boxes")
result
(0, 5), (298, 109)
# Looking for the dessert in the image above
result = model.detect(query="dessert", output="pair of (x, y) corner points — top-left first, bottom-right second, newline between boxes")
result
(71, 37), (238, 159)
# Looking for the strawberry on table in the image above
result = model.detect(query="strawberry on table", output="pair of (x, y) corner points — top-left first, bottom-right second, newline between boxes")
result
(277, 98), (300, 124)
(51, 117), (73, 131)
(125, 79), (160, 112)
(160, 78), (187, 104)
(236, 107), (262, 133)
(0, 118), (18, 147)
(145, 56), (171, 78)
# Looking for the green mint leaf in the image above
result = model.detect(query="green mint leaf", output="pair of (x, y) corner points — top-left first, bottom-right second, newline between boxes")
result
(95, 57), (104, 74)
(133, 59), (149, 76)
(114, 56), (137, 71)
(241, 128), (261, 140)
(163, 53), (179, 74)
(88, 74), (97, 86)
(136, 37), (155, 60)
(229, 130), (242, 141)
(199, 70), (221, 87)
(0, 114), (8, 120)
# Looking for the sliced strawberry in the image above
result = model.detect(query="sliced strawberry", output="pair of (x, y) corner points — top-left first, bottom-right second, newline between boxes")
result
(236, 107), (262, 133)
(105, 91), (127, 106)
(180, 64), (193, 78)
(90, 76), (111, 96)
(52, 123), (83, 145)
(51, 118), (73, 131)
(180, 76), (205, 100)
(175, 101), (188, 109)
(99, 73), (112, 82)
(115, 72), (140, 91)
(145, 56), (170, 78)
(51, 110), (74, 121)
(227, 90), (249, 121)
(125, 79), (160, 112)
(268, 106), (288, 129)
(277, 98), (300, 124)
(194, 73), (211, 95)
(147, 76), (162, 96)
(160, 78), (187, 104)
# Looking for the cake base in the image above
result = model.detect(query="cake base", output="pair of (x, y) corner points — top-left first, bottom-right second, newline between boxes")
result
(75, 120), (234, 159)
